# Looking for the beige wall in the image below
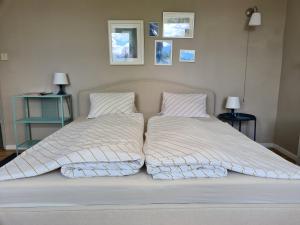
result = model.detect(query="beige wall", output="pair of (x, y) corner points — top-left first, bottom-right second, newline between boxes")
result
(275, 0), (300, 155)
(0, 78), (4, 147)
(0, 0), (287, 146)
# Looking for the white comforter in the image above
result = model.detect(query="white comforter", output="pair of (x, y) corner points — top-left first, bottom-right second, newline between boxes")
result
(0, 114), (144, 181)
(144, 116), (300, 180)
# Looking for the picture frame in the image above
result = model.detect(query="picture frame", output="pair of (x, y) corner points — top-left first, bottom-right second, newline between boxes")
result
(148, 22), (159, 37)
(108, 20), (144, 65)
(154, 40), (173, 66)
(163, 12), (195, 38)
(179, 49), (196, 62)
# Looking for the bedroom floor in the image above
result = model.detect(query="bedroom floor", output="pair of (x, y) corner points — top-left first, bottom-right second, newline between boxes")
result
(0, 148), (296, 164)
(0, 150), (15, 161)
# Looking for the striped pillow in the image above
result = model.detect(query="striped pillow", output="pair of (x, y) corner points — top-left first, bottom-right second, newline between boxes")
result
(161, 92), (209, 118)
(88, 92), (135, 118)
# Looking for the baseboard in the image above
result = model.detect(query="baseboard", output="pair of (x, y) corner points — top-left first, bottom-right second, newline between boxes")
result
(261, 142), (298, 162)
(260, 143), (274, 149)
(5, 145), (16, 150)
(298, 137), (300, 164)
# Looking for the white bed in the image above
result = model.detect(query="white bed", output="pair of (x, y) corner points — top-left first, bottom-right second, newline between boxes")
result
(1, 80), (300, 225)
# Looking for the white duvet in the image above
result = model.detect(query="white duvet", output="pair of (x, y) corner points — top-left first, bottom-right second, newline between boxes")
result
(0, 114), (144, 181)
(144, 116), (300, 180)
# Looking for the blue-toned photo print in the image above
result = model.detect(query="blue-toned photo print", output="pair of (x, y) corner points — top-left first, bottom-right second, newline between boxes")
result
(149, 22), (159, 37)
(163, 12), (195, 38)
(111, 29), (137, 62)
(179, 49), (196, 62)
(155, 40), (173, 65)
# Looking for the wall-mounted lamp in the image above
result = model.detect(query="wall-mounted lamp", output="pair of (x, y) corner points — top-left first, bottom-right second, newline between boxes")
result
(246, 6), (262, 26)
(242, 6), (262, 103)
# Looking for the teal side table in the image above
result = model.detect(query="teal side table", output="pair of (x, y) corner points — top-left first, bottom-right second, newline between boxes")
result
(12, 94), (73, 155)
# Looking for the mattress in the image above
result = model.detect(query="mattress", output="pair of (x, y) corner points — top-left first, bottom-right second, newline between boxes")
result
(1, 168), (300, 207)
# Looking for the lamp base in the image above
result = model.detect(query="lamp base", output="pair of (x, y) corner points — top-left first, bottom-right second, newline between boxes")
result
(230, 109), (237, 117)
(57, 85), (66, 95)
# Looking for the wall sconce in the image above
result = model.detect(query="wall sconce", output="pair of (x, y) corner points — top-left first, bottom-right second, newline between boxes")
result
(246, 6), (262, 26)
(242, 6), (262, 103)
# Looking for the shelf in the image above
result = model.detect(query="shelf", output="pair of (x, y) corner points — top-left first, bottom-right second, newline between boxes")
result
(15, 94), (71, 98)
(16, 117), (72, 124)
(17, 140), (40, 149)
(13, 94), (73, 151)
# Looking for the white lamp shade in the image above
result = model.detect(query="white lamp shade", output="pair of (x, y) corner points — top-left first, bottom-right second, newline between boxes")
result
(226, 97), (241, 109)
(53, 73), (69, 85)
(249, 12), (261, 26)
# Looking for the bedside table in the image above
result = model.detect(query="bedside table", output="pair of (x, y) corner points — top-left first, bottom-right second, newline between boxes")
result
(12, 94), (73, 154)
(218, 113), (256, 141)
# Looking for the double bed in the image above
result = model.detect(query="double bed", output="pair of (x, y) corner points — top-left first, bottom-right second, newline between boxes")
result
(1, 79), (300, 225)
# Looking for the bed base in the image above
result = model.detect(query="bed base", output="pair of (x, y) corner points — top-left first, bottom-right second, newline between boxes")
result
(1, 204), (300, 225)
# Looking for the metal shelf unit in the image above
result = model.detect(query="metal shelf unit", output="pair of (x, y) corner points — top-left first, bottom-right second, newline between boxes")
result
(12, 94), (73, 154)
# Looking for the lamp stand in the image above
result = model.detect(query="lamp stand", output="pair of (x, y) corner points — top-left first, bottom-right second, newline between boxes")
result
(57, 85), (66, 95)
(242, 28), (250, 103)
(230, 109), (236, 117)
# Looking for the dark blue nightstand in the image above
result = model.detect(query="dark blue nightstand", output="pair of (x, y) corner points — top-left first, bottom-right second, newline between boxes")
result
(218, 113), (256, 141)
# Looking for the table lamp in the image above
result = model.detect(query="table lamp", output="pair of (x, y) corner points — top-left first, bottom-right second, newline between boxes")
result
(226, 96), (240, 116)
(53, 73), (69, 95)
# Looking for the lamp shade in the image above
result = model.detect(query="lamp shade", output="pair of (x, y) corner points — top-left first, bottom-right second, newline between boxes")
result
(53, 73), (69, 85)
(249, 12), (261, 26)
(226, 97), (241, 109)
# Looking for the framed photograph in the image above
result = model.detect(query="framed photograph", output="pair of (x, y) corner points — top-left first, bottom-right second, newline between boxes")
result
(179, 49), (196, 62)
(163, 12), (195, 38)
(154, 40), (173, 66)
(108, 20), (144, 65)
(148, 22), (159, 37)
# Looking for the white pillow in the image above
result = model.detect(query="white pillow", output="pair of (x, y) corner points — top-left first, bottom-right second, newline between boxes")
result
(160, 92), (209, 118)
(88, 92), (135, 118)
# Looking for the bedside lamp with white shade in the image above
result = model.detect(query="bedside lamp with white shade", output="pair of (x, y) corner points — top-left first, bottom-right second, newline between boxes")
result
(226, 96), (240, 116)
(53, 73), (69, 95)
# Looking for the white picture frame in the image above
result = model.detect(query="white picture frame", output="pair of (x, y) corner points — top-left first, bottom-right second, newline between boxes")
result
(163, 12), (195, 38)
(108, 20), (144, 65)
(179, 49), (196, 62)
(154, 40), (173, 66)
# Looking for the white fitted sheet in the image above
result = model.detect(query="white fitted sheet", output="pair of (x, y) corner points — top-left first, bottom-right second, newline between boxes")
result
(1, 168), (300, 208)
